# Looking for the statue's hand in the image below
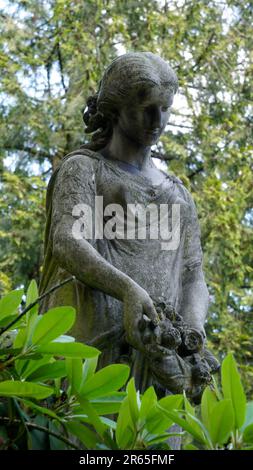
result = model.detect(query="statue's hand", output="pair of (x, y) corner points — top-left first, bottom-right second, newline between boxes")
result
(123, 282), (159, 354)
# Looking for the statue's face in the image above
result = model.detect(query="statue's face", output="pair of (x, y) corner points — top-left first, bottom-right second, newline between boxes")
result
(115, 83), (174, 146)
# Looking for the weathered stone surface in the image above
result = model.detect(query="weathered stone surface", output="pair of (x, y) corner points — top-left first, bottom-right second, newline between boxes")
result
(39, 52), (219, 448)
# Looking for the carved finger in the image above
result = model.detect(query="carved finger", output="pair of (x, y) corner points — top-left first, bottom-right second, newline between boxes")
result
(143, 301), (159, 326)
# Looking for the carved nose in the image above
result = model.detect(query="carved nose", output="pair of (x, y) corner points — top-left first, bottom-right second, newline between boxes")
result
(152, 107), (162, 128)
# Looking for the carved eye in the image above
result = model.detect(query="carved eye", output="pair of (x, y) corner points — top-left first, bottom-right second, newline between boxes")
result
(161, 106), (169, 112)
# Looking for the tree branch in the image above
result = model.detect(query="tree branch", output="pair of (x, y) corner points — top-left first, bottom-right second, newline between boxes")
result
(0, 416), (79, 450)
(151, 150), (179, 161)
(187, 166), (205, 179)
(192, 32), (216, 72)
(0, 276), (75, 336)
(2, 144), (50, 161)
(167, 122), (194, 130)
(56, 42), (67, 93)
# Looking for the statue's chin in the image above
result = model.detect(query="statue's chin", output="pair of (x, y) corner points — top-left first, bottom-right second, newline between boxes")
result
(120, 127), (161, 147)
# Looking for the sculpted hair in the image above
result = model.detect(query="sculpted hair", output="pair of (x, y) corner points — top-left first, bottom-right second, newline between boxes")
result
(81, 51), (178, 151)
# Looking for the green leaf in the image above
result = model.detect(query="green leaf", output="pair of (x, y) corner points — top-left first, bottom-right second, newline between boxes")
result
(20, 398), (61, 421)
(126, 378), (139, 426)
(32, 307), (76, 345)
(78, 396), (107, 437)
(100, 416), (117, 430)
(15, 357), (29, 377)
(0, 380), (53, 399)
(27, 415), (50, 450)
(14, 327), (27, 349)
(146, 432), (183, 446)
(26, 280), (39, 318)
(48, 421), (67, 450)
(20, 355), (52, 379)
(241, 401), (253, 432)
(80, 364), (130, 399)
(159, 394), (183, 411)
(201, 386), (218, 431)
(183, 444), (199, 450)
(178, 409), (212, 447)
(0, 289), (23, 321)
(24, 315), (41, 348)
(53, 334), (75, 343)
(146, 395), (183, 435)
(25, 281), (40, 346)
(73, 392), (126, 417)
(243, 424), (253, 444)
(82, 356), (99, 383)
(184, 391), (203, 439)
(0, 314), (18, 328)
(221, 353), (246, 429)
(66, 358), (83, 394)
(37, 341), (100, 358)
(116, 397), (135, 449)
(0, 346), (21, 356)
(0, 425), (8, 442)
(66, 420), (101, 449)
(139, 386), (157, 420)
(27, 360), (67, 382)
(208, 399), (234, 445)
(156, 406), (208, 446)
(90, 392), (126, 415)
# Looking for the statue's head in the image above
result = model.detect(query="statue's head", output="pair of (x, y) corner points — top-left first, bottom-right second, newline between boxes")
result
(83, 51), (178, 150)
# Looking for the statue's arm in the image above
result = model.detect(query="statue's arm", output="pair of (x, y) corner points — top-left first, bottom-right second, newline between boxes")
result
(50, 154), (159, 350)
(178, 264), (209, 336)
(53, 225), (134, 302)
(51, 155), (135, 302)
(178, 187), (209, 335)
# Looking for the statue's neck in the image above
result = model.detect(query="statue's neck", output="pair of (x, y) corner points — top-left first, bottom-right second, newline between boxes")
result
(101, 125), (152, 171)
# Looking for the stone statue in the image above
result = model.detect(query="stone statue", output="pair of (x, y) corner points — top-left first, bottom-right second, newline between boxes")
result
(39, 52), (219, 411)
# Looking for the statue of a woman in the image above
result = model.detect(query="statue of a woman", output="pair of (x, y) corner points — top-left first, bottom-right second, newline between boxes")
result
(39, 52), (219, 405)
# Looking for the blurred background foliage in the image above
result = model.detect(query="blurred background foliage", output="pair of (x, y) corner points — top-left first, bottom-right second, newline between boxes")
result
(0, 0), (252, 394)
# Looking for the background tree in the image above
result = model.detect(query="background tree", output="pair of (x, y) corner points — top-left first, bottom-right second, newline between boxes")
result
(0, 0), (252, 393)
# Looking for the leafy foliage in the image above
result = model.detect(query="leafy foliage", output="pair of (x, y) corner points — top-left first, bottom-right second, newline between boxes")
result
(0, 1), (252, 392)
(0, 280), (127, 449)
(0, 283), (253, 450)
(159, 353), (253, 450)
(0, 280), (183, 450)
